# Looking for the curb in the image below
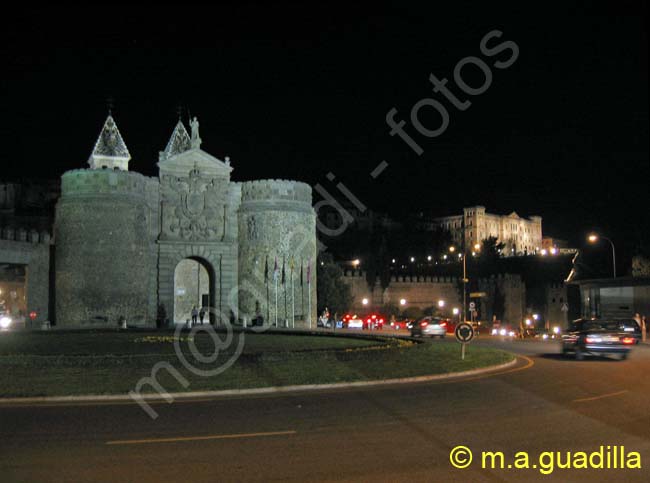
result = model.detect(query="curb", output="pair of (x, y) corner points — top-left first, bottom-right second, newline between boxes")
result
(0, 357), (518, 405)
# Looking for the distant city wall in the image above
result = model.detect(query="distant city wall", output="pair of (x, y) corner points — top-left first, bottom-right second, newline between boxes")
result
(343, 270), (527, 325)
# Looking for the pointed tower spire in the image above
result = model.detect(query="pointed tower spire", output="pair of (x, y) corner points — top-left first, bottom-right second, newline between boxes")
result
(159, 120), (192, 161)
(88, 114), (131, 170)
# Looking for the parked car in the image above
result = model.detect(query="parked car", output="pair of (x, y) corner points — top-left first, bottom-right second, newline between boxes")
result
(561, 318), (635, 360)
(342, 314), (363, 329)
(363, 313), (385, 330)
(410, 316), (448, 338)
(390, 318), (410, 330)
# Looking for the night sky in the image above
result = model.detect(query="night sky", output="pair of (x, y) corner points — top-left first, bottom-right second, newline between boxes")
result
(1, 4), (647, 265)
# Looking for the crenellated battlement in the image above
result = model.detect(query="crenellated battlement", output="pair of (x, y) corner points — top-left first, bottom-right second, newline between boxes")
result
(0, 225), (51, 244)
(60, 169), (155, 198)
(240, 179), (312, 204)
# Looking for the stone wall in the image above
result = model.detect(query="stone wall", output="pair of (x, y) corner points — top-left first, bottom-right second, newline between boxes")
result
(55, 169), (156, 327)
(545, 282), (569, 329)
(343, 271), (461, 314)
(344, 270), (526, 324)
(478, 274), (526, 325)
(237, 180), (317, 326)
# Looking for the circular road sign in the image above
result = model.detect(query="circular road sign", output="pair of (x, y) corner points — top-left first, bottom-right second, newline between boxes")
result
(469, 302), (476, 310)
(455, 322), (474, 343)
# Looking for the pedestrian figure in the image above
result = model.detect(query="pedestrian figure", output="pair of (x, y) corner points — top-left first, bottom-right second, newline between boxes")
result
(641, 315), (647, 343)
(199, 307), (206, 325)
(191, 306), (199, 326)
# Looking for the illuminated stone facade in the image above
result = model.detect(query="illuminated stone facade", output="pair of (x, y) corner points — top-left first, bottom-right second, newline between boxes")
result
(429, 206), (542, 256)
(54, 115), (316, 327)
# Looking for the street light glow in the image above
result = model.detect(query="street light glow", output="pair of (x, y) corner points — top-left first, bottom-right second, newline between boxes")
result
(362, 298), (369, 305)
(586, 233), (617, 278)
(438, 300), (445, 308)
(449, 246), (456, 253)
(399, 298), (406, 306)
(452, 307), (459, 315)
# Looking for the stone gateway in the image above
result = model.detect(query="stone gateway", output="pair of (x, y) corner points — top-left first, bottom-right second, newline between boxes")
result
(54, 115), (317, 327)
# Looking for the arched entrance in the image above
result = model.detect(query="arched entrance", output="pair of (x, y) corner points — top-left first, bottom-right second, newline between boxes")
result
(173, 257), (215, 324)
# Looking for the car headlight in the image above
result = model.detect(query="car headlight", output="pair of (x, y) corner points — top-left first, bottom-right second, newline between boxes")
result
(499, 328), (506, 336)
(0, 316), (12, 329)
(542, 334), (548, 340)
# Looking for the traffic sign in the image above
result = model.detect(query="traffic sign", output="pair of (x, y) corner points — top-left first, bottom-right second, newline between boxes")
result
(455, 322), (474, 343)
(561, 303), (569, 312)
(455, 322), (474, 360)
(470, 292), (487, 298)
(469, 302), (476, 310)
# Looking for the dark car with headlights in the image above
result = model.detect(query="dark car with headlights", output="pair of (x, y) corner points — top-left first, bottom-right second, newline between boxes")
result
(561, 319), (636, 360)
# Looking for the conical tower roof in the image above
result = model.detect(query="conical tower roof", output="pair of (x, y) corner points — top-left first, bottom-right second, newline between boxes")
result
(160, 120), (191, 161)
(88, 114), (131, 170)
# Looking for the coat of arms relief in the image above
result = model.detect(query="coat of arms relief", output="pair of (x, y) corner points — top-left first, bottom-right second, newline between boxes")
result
(161, 167), (227, 241)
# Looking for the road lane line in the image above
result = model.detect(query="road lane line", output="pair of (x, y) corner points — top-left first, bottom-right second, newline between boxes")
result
(572, 390), (628, 403)
(106, 430), (297, 445)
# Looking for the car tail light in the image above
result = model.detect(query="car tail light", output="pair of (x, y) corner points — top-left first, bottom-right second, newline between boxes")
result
(371, 315), (377, 319)
(379, 318), (384, 323)
(440, 322), (447, 327)
(420, 321), (428, 327)
(586, 336), (601, 343)
(622, 337), (635, 345)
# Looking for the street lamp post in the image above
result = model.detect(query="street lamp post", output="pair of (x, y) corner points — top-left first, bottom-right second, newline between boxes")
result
(588, 234), (616, 278)
(450, 246), (468, 323)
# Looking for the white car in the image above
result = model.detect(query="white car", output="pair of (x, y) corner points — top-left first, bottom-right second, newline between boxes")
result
(346, 317), (364, 329)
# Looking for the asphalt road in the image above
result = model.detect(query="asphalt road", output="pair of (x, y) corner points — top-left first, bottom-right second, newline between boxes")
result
(1, 337), (649, 482)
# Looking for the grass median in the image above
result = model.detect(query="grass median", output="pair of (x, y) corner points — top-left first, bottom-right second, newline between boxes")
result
(0, 330), (514, 397)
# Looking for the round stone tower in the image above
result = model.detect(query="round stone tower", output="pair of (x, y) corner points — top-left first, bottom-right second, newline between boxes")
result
(54, 115), (158, 327)
(55, 169), (157, 327)
(238, 179), (317, 327)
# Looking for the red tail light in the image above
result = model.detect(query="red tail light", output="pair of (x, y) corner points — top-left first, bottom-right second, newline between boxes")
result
(440, 322), (447, 327)
(371, 315), (377, 319)
(622, 337), (635, 345)
(379, 318), (384, 323)
(420, 321), (428, 327)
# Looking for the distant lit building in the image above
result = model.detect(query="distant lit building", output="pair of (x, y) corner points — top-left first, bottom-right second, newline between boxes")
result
(427, 206), (542, 256)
